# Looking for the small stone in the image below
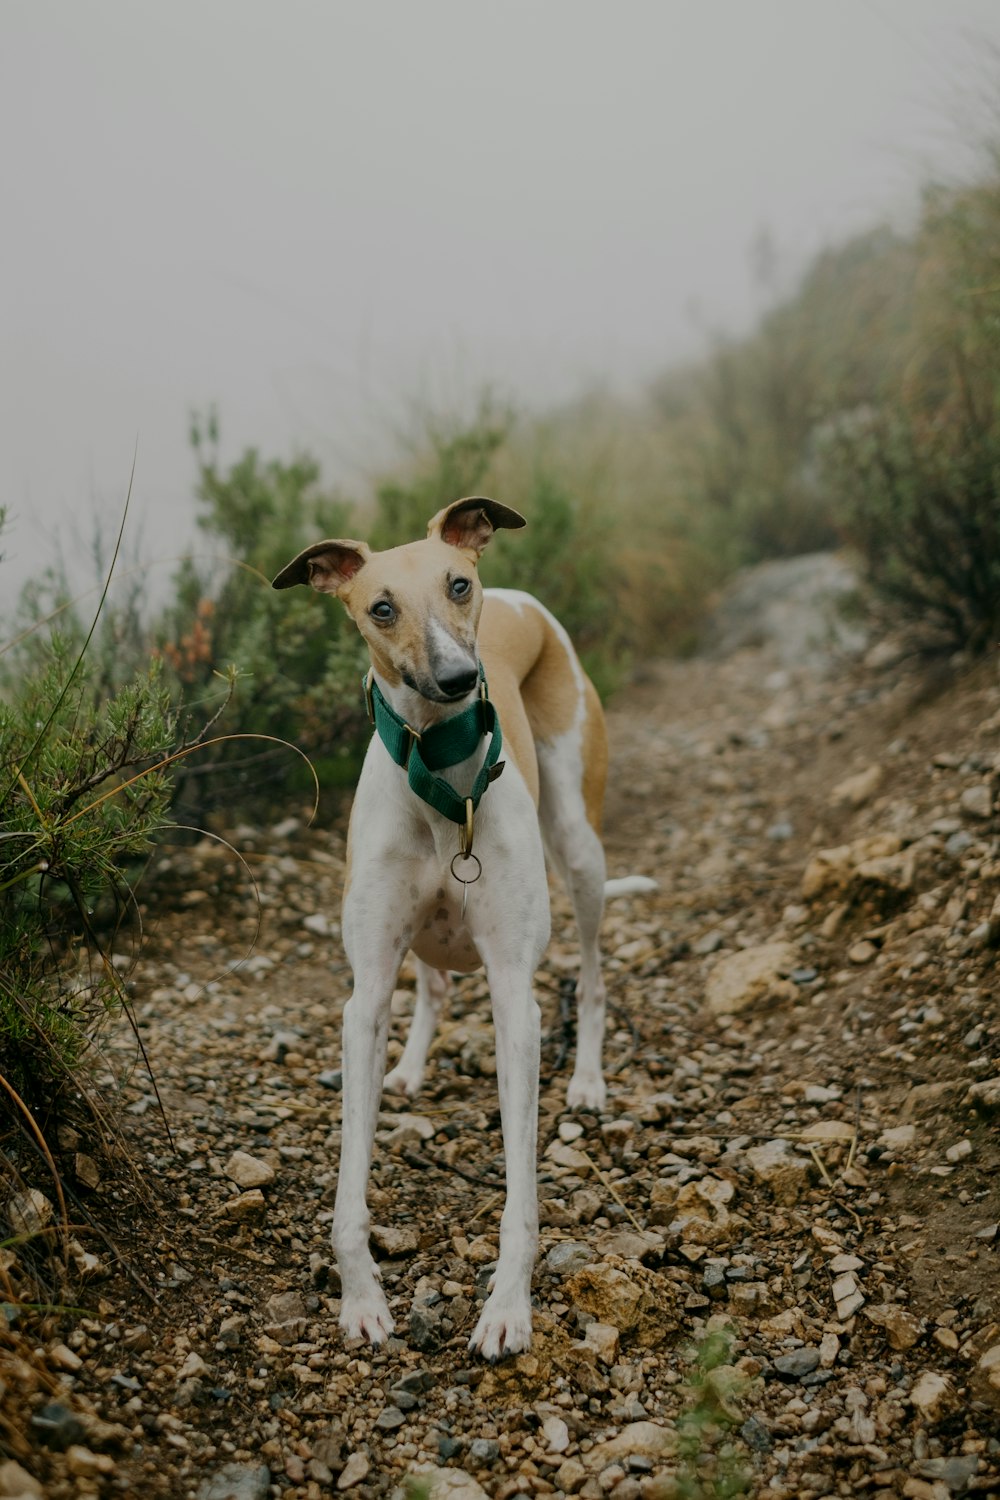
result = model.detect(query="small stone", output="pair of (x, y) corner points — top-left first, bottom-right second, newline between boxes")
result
(556, 1458), (588, 1492)
(546, 1241), (596, 1274)
(337, 1452), (370, 1491)
(915, 1456), (979, 1489)
(6, 1189), (53, 1237)
(219, 1189), (265, 1219)
(48, 1342), (83, 1373)
(417, 1470), (491, 1500)
(375, 1406), (406, 1431)
(302, 912), (335, 936)
(409, 1302), (444, 1351)
(197, 1465), (271, 1500)
(30, 1402), (86, 1451)
(772, 1347), (821, 1380)
(582, 1421), (677, 1471)
(263, 1290), (308, 1344)
(468, 1439), (500, 1465)
(865, 1303), (922, 1349)
(831, 763), (883, 808)
(65, 1448), (113, 1480)
(740, 1415), (772, 1453)
(800, 1119), (855, 1143)
(744, 1139), (811, 1205)
(878, 1124), (916, 1150)
(224, 1151), (275, 1189)
(965, 1077), (1000, 1115)
(0, 1460), (43, 1498)
(583, 1322), (621, 1365)
(74, 1153), (101, 1190)
(803, 1083), (840, 1104)
(960, 784), (992, 820)
(705, 942), (798, 1016)
(371, 1224), (419, 1256)
(819, 1331), (840, 1367)
(559, 1120), (585, 1142)
(848, 940), (877, 965)
(541, 1414), (570, 1454)
(909, 1372), (952, 1422)
(945, 1139), (972, 1164)
(318, 1069), (343, 1091)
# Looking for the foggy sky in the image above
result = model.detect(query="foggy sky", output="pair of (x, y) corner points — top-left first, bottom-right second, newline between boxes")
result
(2, 0), (999, 596)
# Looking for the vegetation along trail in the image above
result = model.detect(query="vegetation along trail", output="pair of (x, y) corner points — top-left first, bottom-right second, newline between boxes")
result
(7, 554), (999, 1499)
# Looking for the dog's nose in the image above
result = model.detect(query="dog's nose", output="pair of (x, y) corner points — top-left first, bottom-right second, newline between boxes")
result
(437, 664), (480, 699)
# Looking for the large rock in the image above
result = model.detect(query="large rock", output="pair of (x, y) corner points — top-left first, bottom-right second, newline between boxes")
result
(705, 942), (798, 1016)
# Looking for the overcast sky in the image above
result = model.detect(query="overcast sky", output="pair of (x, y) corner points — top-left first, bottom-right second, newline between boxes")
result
(2, 0), (999, 595)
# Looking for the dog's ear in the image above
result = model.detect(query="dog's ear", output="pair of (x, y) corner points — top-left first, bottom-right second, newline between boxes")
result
(272, 539), (371, 594)
(427, 497), (526, 558)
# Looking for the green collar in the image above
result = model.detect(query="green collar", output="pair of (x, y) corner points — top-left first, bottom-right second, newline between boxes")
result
(364, 667), (504, 850)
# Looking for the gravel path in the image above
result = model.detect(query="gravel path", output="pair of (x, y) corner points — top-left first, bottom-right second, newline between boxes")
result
(6, 559), (1000, 1499)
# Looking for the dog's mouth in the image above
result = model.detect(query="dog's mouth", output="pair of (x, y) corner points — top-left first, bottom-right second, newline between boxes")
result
(401, 669), (479, 706)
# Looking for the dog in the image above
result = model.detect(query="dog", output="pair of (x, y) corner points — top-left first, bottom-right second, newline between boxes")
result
(273, 497), (655, 1359)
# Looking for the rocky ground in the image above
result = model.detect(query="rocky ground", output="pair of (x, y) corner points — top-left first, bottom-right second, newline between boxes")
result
(3, 556), (1000, 1500)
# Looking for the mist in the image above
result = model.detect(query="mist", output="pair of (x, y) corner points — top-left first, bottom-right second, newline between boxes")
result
(2, 0), (998, 590)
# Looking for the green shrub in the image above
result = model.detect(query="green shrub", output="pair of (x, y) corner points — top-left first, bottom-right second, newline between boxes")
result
(159, 416), (369, 811)
(0, 620), (176, 1130)
(826, 168), (1000, 651)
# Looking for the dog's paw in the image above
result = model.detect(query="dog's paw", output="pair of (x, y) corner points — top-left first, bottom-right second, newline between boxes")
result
(383, 1064), (422, 1098)
(467, 1297), (533, 1362)
(340, 1291), (394, 1346)
(566, 1072), (606, 1112)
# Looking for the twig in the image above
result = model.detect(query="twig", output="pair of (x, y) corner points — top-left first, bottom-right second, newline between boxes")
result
(578, 1147), (644, 1232)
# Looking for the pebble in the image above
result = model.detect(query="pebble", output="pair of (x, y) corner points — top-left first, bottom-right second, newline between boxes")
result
(546, 1240), (596, 1273)
(772, 1348), (821, 1380)
(336, 1452), (370, 1490)
(223, 1151), (275, 1189)
(197, 1464), (271, 1500)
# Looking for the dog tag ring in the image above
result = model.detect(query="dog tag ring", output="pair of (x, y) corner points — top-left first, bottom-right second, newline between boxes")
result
(450, 850), (482, 918)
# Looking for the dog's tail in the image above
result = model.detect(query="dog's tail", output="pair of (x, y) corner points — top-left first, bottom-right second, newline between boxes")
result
(604, 875), (659, 899)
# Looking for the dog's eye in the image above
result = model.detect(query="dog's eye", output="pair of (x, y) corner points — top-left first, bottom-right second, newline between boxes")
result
(450, 577), (472, 599)
(370, 600), (395, 623)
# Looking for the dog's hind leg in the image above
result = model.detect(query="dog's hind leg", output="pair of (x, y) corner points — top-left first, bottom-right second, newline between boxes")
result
(541, 795), (610, 1112)
(384, 960), (448, 1097)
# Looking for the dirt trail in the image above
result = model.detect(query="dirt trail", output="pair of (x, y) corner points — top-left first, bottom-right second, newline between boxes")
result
(7, 556), (1000, 1500)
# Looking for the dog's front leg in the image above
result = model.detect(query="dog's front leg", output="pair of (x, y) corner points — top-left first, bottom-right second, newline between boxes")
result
(467, 958), (541, 1361)
(333, 889), (409, 1344)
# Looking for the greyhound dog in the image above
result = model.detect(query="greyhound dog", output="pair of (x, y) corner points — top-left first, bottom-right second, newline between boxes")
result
(273, 497), (654, 1360)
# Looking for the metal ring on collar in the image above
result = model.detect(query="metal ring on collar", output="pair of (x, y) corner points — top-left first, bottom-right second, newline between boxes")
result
(450, 850), (482, 885)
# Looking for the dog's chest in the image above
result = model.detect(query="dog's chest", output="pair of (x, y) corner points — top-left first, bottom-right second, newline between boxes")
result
(409, 884), (482, 973)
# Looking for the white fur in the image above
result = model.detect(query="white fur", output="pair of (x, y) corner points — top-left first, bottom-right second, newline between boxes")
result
(328, 583), (655, 1361)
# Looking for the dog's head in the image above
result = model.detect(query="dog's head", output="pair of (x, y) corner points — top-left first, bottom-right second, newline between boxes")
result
(272, 498), (525, 703)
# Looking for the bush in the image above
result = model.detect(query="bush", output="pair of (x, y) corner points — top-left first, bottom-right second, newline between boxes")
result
(0, 611), (177, 1135)
(158, 415), (369, 812)
(826, 168), (1000, 651)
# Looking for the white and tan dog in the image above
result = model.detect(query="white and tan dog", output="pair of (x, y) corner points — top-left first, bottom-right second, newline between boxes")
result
(273, 497), (654, 1360)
